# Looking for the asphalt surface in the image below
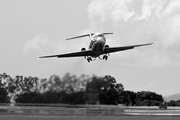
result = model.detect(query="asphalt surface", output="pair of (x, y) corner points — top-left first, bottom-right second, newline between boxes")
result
(0, 105), (180, 120)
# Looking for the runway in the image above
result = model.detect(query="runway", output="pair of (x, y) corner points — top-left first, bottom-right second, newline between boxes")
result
(0, 105), (180, 120)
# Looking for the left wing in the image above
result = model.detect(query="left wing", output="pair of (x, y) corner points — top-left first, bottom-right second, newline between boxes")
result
(103, 43), (153, 54)
(39, 50), (91, 58)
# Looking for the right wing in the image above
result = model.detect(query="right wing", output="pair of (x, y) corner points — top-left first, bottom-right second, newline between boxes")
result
(103, 43), (153, 54)
(39, 50), (91, 58)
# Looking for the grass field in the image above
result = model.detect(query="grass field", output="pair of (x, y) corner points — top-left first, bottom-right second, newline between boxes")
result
(0, 104), (180, 120)
(1, 115), (180, 120)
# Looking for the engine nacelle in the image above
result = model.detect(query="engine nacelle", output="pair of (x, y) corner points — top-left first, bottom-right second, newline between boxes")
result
(81, 48), (86, 51)
(105, 45), (109, 48)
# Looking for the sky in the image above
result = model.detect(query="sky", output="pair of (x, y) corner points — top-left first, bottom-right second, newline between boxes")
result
(0, 0), (180, 96)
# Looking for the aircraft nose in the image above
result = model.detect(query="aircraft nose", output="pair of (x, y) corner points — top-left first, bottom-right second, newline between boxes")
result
(97, 37), (105, 42)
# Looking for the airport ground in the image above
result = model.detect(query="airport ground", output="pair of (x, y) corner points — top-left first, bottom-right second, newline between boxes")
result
(0, 104), (180, 120)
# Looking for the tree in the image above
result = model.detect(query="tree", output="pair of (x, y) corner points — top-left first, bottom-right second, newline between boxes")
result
(99, 75), (124, 105)
(86, 75), (105, 93)
(135, 91), (163, 106)
(14, 76), (41, 103)
(0, 73), (10, 103)
(118, 91), (132, 106)
(168, 100), (177, 106)
(124, 90), (137, 106)
(0, 88), (10, 103)
(85, 75), (106, 104)
(46, 74), (63, 92)
(61, 73), (86, 93)
(177, 100), (180, 106)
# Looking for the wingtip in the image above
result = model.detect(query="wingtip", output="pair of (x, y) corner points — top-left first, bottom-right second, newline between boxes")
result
(145, 43), (153, 45)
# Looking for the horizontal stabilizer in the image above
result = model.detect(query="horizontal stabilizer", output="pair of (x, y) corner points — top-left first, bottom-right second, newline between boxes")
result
(103, 33), (113, 35)
(66, 32), (113, 40)
(66, 34), (90, 40)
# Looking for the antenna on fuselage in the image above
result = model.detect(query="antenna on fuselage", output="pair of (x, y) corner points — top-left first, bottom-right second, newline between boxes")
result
(66, 32), (113, 40)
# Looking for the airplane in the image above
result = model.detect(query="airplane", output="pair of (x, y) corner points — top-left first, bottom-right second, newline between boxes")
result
(39, 32), (153, 62)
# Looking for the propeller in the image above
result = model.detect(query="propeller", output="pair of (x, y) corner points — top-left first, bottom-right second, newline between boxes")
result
(66, 32), (113, 40)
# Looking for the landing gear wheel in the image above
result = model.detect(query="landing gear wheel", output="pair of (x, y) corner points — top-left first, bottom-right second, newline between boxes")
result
(103, 55), (106, 60)
(105, 55), (108, 60)
(103, 55), (108, 60)
(87, 57), (92, 62)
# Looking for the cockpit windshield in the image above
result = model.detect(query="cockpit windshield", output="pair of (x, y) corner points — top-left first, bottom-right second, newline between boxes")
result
(91, 33), (104, 40)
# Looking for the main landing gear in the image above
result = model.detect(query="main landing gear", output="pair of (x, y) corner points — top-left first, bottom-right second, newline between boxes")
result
(87, 57), (92, 62)
(85, 54), (109, 62)
(103, 54), (108, 60)
(99, 53), (110, 61)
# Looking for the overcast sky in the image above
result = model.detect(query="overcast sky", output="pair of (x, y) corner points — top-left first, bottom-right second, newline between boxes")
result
(1, 0), (180, 96)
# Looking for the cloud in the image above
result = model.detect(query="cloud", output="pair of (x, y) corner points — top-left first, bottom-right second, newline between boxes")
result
(23, 34), (49, 53)
(87, 0), (180, 67)
(23, 34), (66, 56)
(23, 33), (91, 56)
(88, 0), (135, 22)
(163, 0), (180, 16)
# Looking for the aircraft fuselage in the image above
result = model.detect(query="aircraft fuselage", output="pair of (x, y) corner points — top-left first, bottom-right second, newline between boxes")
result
(89, 33), (106, 58)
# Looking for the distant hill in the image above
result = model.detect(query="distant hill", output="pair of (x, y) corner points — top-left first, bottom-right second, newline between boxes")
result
(164, 93), (180, 101)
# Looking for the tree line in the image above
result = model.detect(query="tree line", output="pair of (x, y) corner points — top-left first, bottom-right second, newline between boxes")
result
(167, 100), (180, 106)
(0, 73), (166, 106)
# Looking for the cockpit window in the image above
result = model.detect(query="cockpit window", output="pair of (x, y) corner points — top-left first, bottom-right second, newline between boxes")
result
(97, 34), (102, 37)
(92, 33), (103, 38)
(92, 34), (97, 38)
